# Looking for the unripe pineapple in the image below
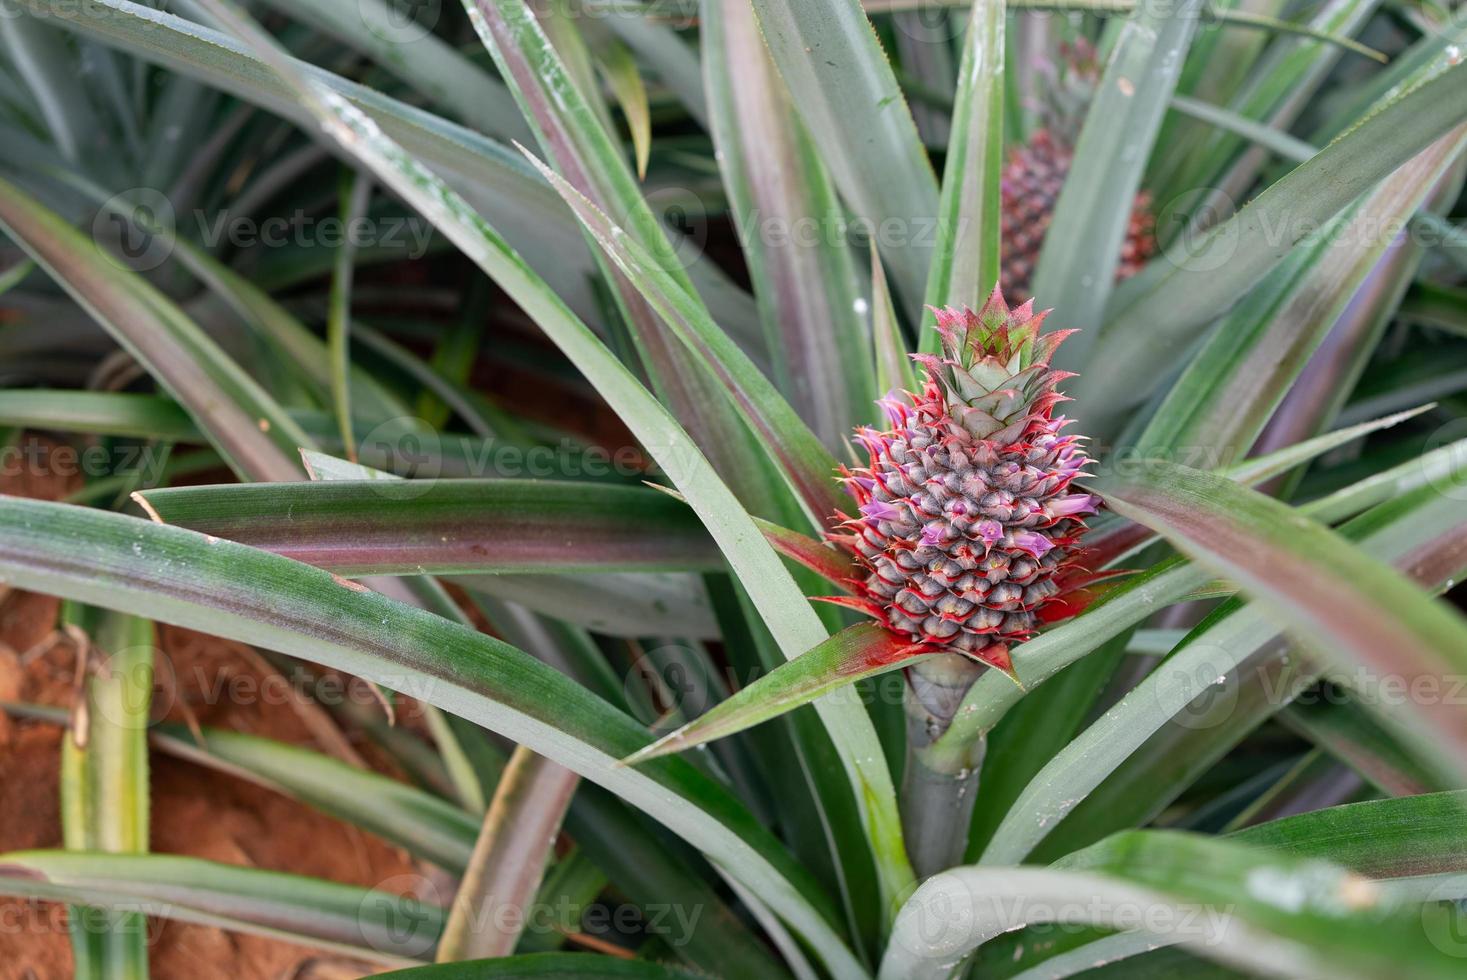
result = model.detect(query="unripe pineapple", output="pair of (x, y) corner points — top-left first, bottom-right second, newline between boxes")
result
(1000, 40), (1157, 295)
(830, 288), (1097, 671)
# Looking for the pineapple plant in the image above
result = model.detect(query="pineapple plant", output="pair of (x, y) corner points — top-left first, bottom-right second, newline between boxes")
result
(0, 0), (1463, 977)
(1000, 39), (1157, 293)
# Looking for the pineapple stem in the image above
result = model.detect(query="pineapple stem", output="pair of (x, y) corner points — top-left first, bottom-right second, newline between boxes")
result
(900, 655), (988, 877)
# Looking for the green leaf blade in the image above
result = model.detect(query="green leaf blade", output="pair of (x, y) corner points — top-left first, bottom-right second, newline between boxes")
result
(135, 480), (723, 575)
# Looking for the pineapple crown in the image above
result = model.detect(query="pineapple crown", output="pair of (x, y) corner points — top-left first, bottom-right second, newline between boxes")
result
(1031, 37), (1101, 145)
(912, 286), (1077, 443)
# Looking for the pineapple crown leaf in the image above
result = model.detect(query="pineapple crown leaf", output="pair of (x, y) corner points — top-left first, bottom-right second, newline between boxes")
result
(926, 287), (1054, 373)
(922, 288), (1073, 426)
(1028, 37), (1102, 144)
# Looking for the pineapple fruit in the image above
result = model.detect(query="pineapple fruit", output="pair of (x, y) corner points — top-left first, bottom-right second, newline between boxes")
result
(830, 288), (1097, 671)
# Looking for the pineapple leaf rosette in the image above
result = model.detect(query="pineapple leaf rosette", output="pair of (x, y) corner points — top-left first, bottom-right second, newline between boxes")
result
(826, 287), (1098, 673)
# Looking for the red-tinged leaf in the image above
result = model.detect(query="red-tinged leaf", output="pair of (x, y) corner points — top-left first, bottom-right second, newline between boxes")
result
(1078, 520), (1153, 570)
(622, 624), (926, 764)
(811, 602), (1018, 675)
(811, 594), (888, 618)
(1083, 404), (1439, 569)
(970, 643), (1014, 675)
(1100, 459), (1467, 781)
(643, 482), (857, 587)
(134, 480), (721, 575)
(1034, 588), (1105, 625)
(752, 517), (858, 588)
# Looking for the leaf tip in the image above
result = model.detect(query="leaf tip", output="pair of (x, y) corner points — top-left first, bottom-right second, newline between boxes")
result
(621, 725), (695, 766)
(130, 492), (163, 524)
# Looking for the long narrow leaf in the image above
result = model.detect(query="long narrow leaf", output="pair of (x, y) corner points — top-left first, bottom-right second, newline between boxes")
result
(438, 746), (579, 960)
(0, 391), (197, 441)
(0, 176), (307, 481)
(702, 0), (874, 449)
(883, 831), (1467, 980)
(920, 0), (1004, 335)
(326, 170), (372, 460)
(749, 0), (939, 312)
(0, 851), (441, 966)
(135, 480), (722, 574)
(60, 612), (154, 979)
(987, 789), (1467, 978)
(1031, 0), (1201, 346)
(1078, 64), (1467, 423)
(1231, 791), (1467, 875)
(0, 496), (863, 976)
(870, 248), (916, 401)
(0, 702), (486, 875)
(623, 624), (923, 763)
(254, 0), (530, 138)
(1100, 460), (1467, 779)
